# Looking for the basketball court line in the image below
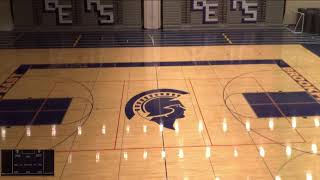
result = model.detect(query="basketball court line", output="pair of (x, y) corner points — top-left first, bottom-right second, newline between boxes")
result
(252, 78), (307, 142)
(2, 58), (312, 102)
(116, 80), (130, 180)
(229, 83), (276, 178)
(153, 62), (171, 180)
(188, 80), (214, 146)
(1, 59), (317, 147)
(1, 54), (320, 179)
(0, 29), (320, 179)
(224, 76), (293, 179)
(303, 44), (320, 57)
(5, 76), (308, 150)
(208, 88), (308, 145)
(180, 69), (217, 176)
(57, 67), (102, 180)
(54, 141), (307, 152)
(14, 83), (57, 149)
(114, 82), (126, 149)
(183, 78), (212, 145)
(219, 66), (320, 153)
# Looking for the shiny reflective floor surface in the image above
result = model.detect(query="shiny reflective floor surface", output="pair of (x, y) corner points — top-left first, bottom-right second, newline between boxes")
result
(1, 43), (320, 180)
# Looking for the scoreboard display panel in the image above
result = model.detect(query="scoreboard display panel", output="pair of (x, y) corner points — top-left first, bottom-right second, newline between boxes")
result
(1, 150), (54, 176)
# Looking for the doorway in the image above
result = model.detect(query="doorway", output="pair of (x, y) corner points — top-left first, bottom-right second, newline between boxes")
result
(143, 0), (161, 29)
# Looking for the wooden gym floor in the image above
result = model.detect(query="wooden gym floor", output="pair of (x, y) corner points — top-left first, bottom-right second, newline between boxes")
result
(0, 44), (320, 180)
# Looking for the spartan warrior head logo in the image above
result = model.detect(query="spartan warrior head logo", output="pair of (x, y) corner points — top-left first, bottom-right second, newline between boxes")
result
(125, 89), (188, 130)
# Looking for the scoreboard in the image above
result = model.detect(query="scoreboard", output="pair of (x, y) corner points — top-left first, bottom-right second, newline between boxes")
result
(11, 0), (285, 30)
(1, 150), (54, 176)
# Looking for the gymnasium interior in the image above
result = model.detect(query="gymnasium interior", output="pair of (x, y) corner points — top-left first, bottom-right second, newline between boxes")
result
(0, 0), (320, 179)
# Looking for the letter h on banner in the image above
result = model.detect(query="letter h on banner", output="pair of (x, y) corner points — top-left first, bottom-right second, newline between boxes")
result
(231, 0), (258, 23)
(86, 0), (114, 24)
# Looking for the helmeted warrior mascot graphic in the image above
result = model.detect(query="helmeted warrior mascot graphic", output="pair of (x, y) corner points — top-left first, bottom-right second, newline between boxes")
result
(125, 89), (188, 130)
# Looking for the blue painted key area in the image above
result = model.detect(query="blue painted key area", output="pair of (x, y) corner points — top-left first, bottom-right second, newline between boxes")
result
(244, 92), (320, 118)
(0, 98), (72, 126)
(303, 44), (320, 57)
